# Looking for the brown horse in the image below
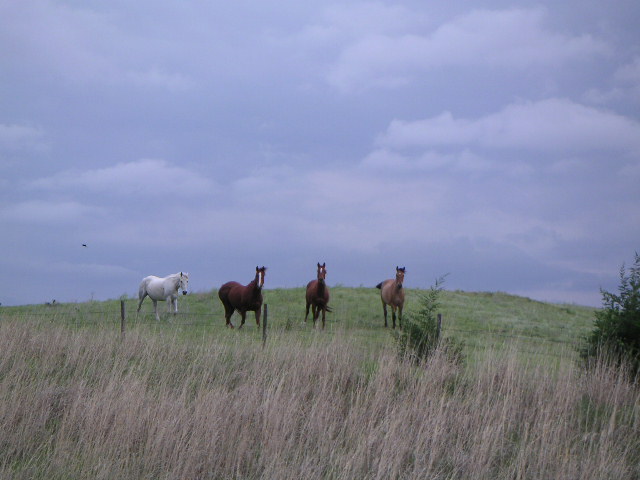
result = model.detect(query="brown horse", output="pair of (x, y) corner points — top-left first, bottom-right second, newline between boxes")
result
(376, 266), (405, 329)
(218, 266), (266, 329)
(305, 262), (331, 329)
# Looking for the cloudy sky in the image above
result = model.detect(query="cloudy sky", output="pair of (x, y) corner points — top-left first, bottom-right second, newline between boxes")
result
(1, 0), (639, 307)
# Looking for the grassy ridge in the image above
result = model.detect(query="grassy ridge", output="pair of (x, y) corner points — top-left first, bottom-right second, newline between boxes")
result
(1, 287), (597, 360)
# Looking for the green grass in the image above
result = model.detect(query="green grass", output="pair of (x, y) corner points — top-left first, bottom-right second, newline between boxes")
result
(0, 312), (636, 480)
(2, 290), (637, 480)
(437, 290), (595, 352)
(1, 287), (597, 362)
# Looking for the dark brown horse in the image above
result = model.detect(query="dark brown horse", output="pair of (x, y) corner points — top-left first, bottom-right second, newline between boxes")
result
(218, 266), (266, 329)
(376, 266), (405, 329)
(305, 262), (331, 329)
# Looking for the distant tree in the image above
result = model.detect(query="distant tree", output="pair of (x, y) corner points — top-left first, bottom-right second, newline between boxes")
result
(582, 252), (640, 376)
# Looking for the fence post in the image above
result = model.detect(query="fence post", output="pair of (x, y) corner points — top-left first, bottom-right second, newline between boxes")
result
(120, 300), (126, 339)
(436, 313), (442, 341)
(262, 303), (268, 348)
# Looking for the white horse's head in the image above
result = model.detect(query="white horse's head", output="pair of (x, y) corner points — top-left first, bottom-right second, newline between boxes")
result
(178, 272), (189, 295)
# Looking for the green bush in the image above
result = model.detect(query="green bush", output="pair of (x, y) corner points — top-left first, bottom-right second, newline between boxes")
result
(582, 252), (640, 375)
(394, 275), (463, 365)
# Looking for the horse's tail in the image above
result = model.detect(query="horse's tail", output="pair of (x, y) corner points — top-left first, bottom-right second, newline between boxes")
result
(325, 305), (333, 313)
(376, 282), (382, 289)
(138, 279), (147, 300)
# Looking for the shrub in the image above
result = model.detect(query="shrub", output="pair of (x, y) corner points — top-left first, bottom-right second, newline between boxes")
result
(394, 275), (463, 364)
(582, 252), (640, 376)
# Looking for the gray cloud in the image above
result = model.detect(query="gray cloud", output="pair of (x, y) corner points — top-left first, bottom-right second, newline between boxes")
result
(0, 123), (48, 153)
(29, 159), (215, 197)
(0, 200), (103, 225)
(327, 8), (609, 92)
(0, 1), (638, 307)
(377, 98), (640, 154)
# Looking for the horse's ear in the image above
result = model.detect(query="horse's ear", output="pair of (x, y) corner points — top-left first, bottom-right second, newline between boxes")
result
(322, 262), (326, 268)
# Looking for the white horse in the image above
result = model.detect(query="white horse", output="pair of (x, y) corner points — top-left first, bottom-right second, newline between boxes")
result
(137, 272), (189, 321)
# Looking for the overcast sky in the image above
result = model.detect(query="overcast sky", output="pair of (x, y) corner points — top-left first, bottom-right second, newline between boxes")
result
(1, 1), (639, 307)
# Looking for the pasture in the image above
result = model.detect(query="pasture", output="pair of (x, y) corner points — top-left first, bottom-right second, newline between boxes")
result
(1, 288), (639, 479)
(2, 287), (597, 361)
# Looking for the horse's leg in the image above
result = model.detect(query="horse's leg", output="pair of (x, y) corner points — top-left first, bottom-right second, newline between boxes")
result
(312, 305), (319, 328)
(239, 310), (247, 329)
(304, 301), (310, 323)
(382, 301), (388, 328)
(166, 296), (173, 315)
(398, 305), (403, 330)
(321, 307), (326, 329)
(254, 308), (261, 327)
(223, 304), (235, 328)
(166, 296), (178, 323)
(391, 305), (397, 329)
(153, 299), (160, 321)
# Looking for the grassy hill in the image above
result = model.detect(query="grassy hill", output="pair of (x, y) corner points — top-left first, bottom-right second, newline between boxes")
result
(1, 287), (597, 361)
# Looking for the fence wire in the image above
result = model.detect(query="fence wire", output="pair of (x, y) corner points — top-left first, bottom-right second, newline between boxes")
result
(1, 300), (586, 358)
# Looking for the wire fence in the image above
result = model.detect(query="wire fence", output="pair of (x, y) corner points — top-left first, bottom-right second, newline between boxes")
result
(1, 300), (588, 358)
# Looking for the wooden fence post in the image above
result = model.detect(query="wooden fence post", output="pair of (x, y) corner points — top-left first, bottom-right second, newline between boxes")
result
(120, 300), (126, 339)
(262, 303), (268, 348)
(436, 313), (442, 341)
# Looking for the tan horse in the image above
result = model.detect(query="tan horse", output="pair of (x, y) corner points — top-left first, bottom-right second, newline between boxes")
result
(376, 266), (405, 329)
(305, 262), (331, 329)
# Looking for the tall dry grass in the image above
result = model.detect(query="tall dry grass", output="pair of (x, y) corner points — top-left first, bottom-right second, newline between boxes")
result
(0, 319), (638, 479)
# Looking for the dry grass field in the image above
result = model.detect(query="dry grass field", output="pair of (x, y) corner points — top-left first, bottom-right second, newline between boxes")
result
(1, 294), (639, 479)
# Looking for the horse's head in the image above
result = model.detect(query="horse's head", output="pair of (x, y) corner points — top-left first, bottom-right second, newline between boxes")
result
(255, 266), (267, 290)
(179, 272), (189, 295)
(317, 262), (327, 284)
(395, 266), (405, 289)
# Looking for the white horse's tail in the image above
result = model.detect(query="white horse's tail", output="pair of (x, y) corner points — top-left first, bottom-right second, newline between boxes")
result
(137, 278), (150, 316)
(138, 280), (147, 300)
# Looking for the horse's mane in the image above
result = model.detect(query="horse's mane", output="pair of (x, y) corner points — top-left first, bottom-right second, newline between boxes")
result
(247, 276), (262, 292)
(168, 272), (188, 288)
(249, 267), (266, 291)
